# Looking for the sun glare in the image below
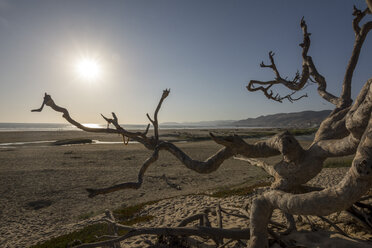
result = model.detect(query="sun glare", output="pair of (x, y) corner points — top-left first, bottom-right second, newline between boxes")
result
(82, 123), (101, 128)
(75, 57), (102, 81)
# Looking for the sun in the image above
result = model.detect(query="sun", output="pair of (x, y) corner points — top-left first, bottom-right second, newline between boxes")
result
(75, 57), (102, 81)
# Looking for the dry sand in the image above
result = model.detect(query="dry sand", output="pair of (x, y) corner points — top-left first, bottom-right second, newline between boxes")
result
(0, 130), (371, 247)
(128, 168), (372, 248)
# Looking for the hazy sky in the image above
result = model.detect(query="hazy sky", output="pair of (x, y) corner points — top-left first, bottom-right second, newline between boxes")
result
(0, 0), (371, 124)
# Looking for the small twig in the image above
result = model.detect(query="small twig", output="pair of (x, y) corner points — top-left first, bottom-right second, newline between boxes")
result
(304, 216), (317, 231)
(279, 212), (296, 235)
(161, 174), (182, 190)
(352, 6), (369, 34)
(104, 210), (120, 248)
(203, 212), (212, 228)
(94, 235), (118, 240)
(74, 226), (250, 248)
(268, 228), (295, 247)
(220, 207), (250, 220)
(216, 204), (224, 245)
(247, 17), (339, 105)
(237, 240), (246, 246)
(217, 239), (234, 248)
(177, 207), (215, 227)
(355, 201), (372, 211)
(346, 206), (372, 230)
(216, 204), (223, 228)
(147, 89), (170, 144)
(31, 93), (48, 112)
(121, 135), (129, 145)
(178, 213), (205, 227)
(359, 195), (372, 202)
(269, 220), (287, 229)
(317, 215), (350, 238)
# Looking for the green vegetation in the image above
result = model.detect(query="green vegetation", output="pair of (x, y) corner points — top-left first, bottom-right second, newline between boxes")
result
(324, 157), (353, 168)
(31, 223), (110, 248)
(210, 181), (271, 198)
(77, 211), (95, 221)
(53, 138), (93, 146)
(113, 201), (157, 221)
(240, 132), (277, 139)
(170, 131), (278, 142)
(288, 127), (318, 136)
(31, 201), (156, 248)
(166, 128), (318, 142)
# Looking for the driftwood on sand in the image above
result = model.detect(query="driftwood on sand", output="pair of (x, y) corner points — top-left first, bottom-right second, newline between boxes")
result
(32, 3), (372, 248)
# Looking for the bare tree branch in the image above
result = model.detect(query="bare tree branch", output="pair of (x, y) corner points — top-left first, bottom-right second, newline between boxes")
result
(247, 17), (339, 105)
(31, 93), (153, 147)
(346, 205), (372, 231)
(340, 6), (372, 107)
(247, 50), (309, 103)
(234, 157), (276, 177)
(315, 79), (372, 157)
(316, 215), (350, 238)
(147, 89), (170, 143)
(352, 6), (369, 35)
(86, 147), (160, 197)
(74, 226), (251, 248)
(32, 93), (120, 134)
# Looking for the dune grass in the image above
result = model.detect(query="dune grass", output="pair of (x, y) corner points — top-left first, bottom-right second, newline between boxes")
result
(30, 223), (111, 248)
(209, 181), (271, 198)
(324, 157), (353, 168)
(288, 127), (318, 136)
(31, 201), (156, 248)
(172, 127), (318, 142)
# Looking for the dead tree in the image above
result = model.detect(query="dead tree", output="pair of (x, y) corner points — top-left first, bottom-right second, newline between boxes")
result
(32, 4), (372, 248)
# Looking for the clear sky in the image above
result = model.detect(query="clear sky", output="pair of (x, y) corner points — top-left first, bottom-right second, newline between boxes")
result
(0, 0), (371, 124)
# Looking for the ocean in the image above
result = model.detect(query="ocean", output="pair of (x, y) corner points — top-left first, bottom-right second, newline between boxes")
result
(0, 123), (257, 132)
(0, 123), (148, 132)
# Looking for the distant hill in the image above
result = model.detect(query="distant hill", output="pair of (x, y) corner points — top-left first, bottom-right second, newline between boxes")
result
(160, 110), (332, 128)
(161, 120), (235, 127)
(232, 110), (332, 128)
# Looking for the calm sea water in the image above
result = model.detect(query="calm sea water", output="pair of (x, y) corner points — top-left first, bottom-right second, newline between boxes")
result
(0, 123), (147, 132)
(0, 123), (255, 132)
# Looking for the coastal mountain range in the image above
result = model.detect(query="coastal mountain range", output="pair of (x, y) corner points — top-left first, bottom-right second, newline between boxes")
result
(161, 110), (332, 128)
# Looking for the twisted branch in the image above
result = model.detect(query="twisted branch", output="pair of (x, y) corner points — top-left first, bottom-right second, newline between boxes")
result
(340, 6), (372, 107)
(87, 128), (309, 197)
(31, 93), (153, 147)
(147, 89), (170, 144)
(247, 50), (309, 103)
(247, 17), (339, 105)
(313, 79), (372, 157)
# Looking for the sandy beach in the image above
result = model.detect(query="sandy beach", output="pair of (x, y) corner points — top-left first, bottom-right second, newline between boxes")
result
(0, 130), (371, 247)
(0, 130), (272, 247)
